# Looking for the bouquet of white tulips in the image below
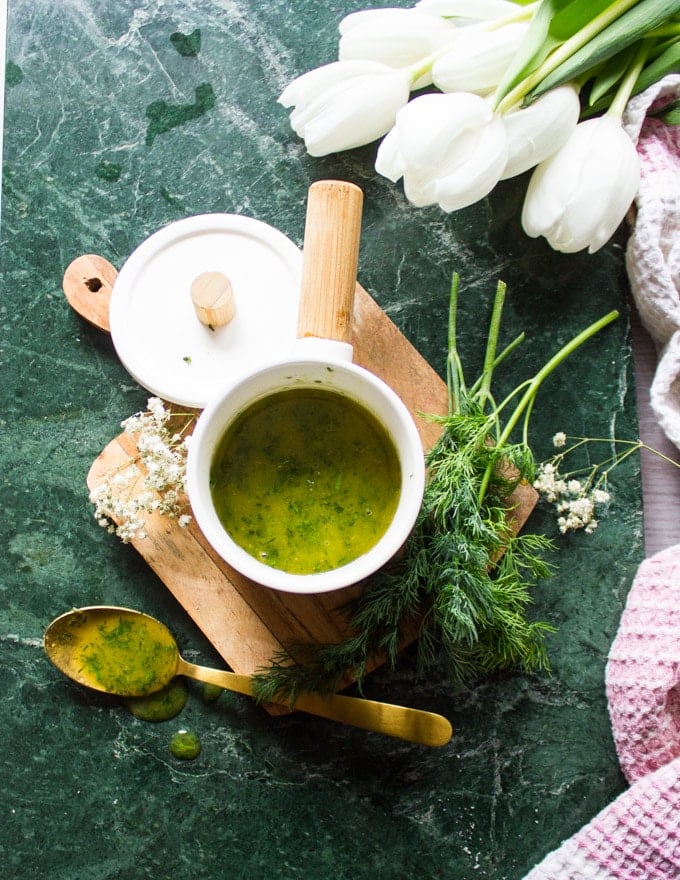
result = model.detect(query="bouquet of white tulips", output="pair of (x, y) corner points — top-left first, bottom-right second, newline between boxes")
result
(278, 0), (680, 253)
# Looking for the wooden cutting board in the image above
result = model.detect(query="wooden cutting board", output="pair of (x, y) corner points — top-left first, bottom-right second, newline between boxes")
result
(69, 253), (538, 701)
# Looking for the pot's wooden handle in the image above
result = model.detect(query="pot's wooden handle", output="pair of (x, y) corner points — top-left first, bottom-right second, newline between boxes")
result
(62, 254), (118, 333)
(297, 180), (363, 344)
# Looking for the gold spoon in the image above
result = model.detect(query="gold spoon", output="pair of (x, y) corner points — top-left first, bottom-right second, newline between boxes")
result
(44, 606), (453, 748)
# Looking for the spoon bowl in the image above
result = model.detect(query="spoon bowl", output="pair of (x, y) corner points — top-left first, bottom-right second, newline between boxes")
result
(44, 606), (453, 747)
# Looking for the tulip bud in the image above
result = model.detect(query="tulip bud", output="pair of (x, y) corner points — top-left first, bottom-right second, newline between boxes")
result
(432, 22), (529, 95)
(339, 8), (457, 89)
(416, 0), (525, 21)
(521, 115), (640, 254)
(376, 91), (507, 212)
(279, 60), (412, 157)
(500, 84), (580, 179)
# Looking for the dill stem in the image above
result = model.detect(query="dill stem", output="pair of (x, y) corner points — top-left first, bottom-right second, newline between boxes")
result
(478, 280), (507, 413)
(476, 308), (620, 505)
(447, 273), (463, 415)
(469, 332), (526, 397)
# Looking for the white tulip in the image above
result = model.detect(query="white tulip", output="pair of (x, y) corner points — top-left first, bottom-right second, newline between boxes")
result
(500, 84), (580, 179)
(521, 115), (640, 254)
(278, 60), (412, 157)
(375, 91), (508, 212)
(432, 22), (529, 95)
(416, 0), (526, 21)
(339, 9), (457, 88)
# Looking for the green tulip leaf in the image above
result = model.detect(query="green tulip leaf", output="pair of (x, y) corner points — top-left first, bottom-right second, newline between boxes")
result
(550, 0), (621, 40)
(527, 0), (680, 102)
(635, 37), (680, 90)
(649, 96), (680, 123)
(494, 0), (621, 104)
(588, 45), (638, 106)
(579, 37), (680, 115)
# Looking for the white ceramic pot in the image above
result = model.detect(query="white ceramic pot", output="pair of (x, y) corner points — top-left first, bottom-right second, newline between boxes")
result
(186, 337), (425, 593)
(185, 180), (425, 593)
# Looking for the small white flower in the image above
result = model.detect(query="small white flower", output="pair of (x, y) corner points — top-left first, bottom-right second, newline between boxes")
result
(91, 405), (194, 542)
(569, 496), (594, 519)
(147, 397), (166, 420)
(592, 488), (611, 504)
(567, 479), (582, 495)
(552, 432), (567, 448)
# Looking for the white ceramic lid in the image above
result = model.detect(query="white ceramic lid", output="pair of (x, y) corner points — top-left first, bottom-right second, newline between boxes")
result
(109, 213), (303, 408)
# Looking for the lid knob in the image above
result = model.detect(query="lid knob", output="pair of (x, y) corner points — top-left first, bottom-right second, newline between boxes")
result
(190, 271), (236, 328)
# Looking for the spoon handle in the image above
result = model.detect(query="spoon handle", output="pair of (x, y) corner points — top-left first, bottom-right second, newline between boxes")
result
(176, 658), (452, 748)
(287, 689), (453, 748)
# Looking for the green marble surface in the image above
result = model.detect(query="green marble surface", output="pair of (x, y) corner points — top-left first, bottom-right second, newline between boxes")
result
(1, 2), (643, 878)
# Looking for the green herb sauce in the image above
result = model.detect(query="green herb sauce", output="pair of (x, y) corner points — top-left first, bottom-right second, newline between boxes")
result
(201, 683), (224, 703)
(210, 388), (401, 574)
(74, 615), (178, 697)
(169, 728), (202, 760)
(125, 679), (188, 721)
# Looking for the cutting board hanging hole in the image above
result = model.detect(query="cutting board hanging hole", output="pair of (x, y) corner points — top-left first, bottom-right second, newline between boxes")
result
(62, 254), (118, 333)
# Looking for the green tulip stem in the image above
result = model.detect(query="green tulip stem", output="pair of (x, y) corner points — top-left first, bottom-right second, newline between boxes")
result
(484, 1), (539, 30)
(495, 0), (641, 113)
(607, 38), (651, 119)
(476, 308), (620, 505)
(406, 2), (540, 90)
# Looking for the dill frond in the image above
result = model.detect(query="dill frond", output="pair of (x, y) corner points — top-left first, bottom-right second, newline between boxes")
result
(251, 276), (618, 704)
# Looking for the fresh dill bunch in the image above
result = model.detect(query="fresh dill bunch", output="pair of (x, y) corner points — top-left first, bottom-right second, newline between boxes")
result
(251, 275), (619, 704)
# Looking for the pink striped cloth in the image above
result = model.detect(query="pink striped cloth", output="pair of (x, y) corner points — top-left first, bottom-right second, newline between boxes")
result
(521, 542), (680, 879)
(606, 546), (680, 783)
(518, 77), (680, 880)
(624, 75), (680, 449)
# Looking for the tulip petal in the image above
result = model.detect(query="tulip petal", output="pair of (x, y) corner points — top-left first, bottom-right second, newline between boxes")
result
(397, 92), (495, 170)
(375, 127), (405, 182)
(279, 61), (363, 109)
(500, 84), (580, 179)
(415, 0), (524, 21)
(432, 23), (529, 95)
(339, 9), (457, 88)
(434, 115), (508, 211)
(521, 116), (640, 254)
(279, 60), (411, 157)
(375, 91), (508, 212)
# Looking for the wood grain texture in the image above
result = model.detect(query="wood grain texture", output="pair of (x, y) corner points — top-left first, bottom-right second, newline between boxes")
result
(86, 279), (539, 701)
(62, 254), (116, 332)
(297, 180), (363, 344)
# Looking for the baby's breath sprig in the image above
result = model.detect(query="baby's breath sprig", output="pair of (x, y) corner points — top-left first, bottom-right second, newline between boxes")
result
(89, 397), (195, 543)
(535, 432), (680, 533)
